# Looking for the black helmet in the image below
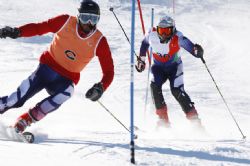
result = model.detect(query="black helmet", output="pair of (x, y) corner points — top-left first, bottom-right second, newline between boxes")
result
(78, 0), (100, 15)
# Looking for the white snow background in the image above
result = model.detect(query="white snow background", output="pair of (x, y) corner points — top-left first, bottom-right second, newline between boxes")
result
(0, 0), (250, 165)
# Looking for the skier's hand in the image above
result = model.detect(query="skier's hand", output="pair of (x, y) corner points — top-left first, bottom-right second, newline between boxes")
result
(135, 56), (146, 72)
(193, 44), (204, 58)
(0, 26), (20, 39)
(85, 82), (104, 101)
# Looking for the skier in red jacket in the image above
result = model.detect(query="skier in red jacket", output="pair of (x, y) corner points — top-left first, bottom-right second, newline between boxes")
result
(0, 0), (114, 133)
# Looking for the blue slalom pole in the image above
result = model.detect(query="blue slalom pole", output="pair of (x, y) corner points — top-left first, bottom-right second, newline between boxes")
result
(130, 0), (136, 164)
(144, 8), (154, 113)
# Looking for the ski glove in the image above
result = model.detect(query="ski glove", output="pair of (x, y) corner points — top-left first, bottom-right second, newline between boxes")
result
(135, 56), (146, 72)
(85, 82), (104, 101)
(193, 44), (204, 58)
(0, 26), (20, 39)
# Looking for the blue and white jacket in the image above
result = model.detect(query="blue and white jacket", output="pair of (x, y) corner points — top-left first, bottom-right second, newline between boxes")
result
(140, 27), (196, 66)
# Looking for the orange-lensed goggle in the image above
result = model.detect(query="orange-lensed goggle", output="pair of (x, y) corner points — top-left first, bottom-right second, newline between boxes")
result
(157, 27), (173, 36)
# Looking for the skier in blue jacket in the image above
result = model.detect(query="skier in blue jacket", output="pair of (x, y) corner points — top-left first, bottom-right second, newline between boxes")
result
(136, 16), (204, 126)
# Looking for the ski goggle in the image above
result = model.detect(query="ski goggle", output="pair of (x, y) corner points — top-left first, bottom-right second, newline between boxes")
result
(77, 13), (100, 25)
(157, 26), (173, 36)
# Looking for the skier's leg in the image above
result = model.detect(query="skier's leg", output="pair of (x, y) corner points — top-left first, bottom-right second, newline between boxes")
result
(169, 62), (199, 120)
(151, 82), (169, 123)
(13, 111), (34, 133)
(151, 65), (169, 124)
(0, 65), (49, 114)
(171, 87), (198, 117)
(13, 74), (74, 133)
(31, 79), (74, 121)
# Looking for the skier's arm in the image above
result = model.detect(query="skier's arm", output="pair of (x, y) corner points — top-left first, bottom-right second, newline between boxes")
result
(96, 37), (114, 91)
(139, 37), (150, 58)
(178, 32), (195, 54)
(178, 32), (203, 58)
(84, 37), (114, 102)
(139, 27), (152, 58)
(138, 28), (152, 62)
(18, 14), (69, 37)
(135, 37), (149, 72)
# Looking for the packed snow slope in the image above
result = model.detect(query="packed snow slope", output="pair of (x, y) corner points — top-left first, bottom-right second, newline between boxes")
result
(0, 0), (250, 165)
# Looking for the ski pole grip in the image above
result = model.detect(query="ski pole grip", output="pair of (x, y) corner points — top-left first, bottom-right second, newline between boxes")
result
(109, 7), (114, 12)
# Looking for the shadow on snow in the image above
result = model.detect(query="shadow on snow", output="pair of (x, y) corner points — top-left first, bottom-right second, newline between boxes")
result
(39, 137), (250, 165)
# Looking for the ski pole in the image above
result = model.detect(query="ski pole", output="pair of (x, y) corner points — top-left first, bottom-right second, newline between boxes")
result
(109, 7), (138, 58)
(110, 6), (153, 113)
(201, 57), (246, 139)
(97, 101), (138, 139)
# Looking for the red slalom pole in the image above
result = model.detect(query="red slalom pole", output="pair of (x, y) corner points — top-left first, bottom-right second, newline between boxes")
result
(137, 0), (146, 34)
(137, 0), (151, 65)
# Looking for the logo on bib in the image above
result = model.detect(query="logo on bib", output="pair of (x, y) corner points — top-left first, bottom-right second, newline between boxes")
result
(156, 52), (171, 59)
(65, 50), (76, 61)
(153, 52), (174, 63)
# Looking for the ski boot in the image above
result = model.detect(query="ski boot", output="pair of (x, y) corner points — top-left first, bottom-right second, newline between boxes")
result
(186, 107), (199, 120)
(156, 105), (170, 127)
(13, 112), (34, 133)
(186, 107), (204, 130)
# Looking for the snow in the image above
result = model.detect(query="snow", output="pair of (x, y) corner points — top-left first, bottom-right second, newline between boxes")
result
(1, 0), (250, 165)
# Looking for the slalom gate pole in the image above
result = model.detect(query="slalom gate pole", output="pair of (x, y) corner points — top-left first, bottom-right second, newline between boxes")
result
(130, 0), (136, 164)
(97, 101), (138, 139)
(137, 0), (151, 65)
(201, 57), (246, 139)
(143, 8), (154, 114)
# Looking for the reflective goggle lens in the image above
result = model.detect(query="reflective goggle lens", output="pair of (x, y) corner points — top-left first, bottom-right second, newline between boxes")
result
(78, 13), (100, 25)
(157, 27), (173, 36)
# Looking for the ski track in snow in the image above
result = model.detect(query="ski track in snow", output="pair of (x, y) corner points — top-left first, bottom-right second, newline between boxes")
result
(1, 0), (250, 165)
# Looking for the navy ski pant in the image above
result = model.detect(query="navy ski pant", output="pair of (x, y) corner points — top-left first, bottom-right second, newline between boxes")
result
(151, 61), (184, 89)
(151, 61), (195, 113)
(0, 64), (74, 120)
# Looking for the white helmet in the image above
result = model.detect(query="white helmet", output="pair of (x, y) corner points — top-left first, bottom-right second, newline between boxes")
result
(158, 16), (175, 28)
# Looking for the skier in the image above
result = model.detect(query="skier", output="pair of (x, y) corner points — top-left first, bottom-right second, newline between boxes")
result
(136, 15), (203, 126)
(0, 0), (114, 133)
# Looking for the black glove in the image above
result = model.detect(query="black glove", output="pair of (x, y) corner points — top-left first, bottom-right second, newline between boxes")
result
(193, 44), (204, 58)
(0, 26), (20, 39)
(85, 82), (104, 101)
(135, 56), (146, 72)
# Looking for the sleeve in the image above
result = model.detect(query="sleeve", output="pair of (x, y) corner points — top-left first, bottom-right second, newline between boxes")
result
(139, 29), (151, 57)
(18, 14), (70, 37)
(139, 37), (150, 57)
(96, 36), (114, 91)
(177, 31), (195, 55)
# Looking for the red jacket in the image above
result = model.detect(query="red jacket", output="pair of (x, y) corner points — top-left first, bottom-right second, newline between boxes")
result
(18, 14), (114, 90)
